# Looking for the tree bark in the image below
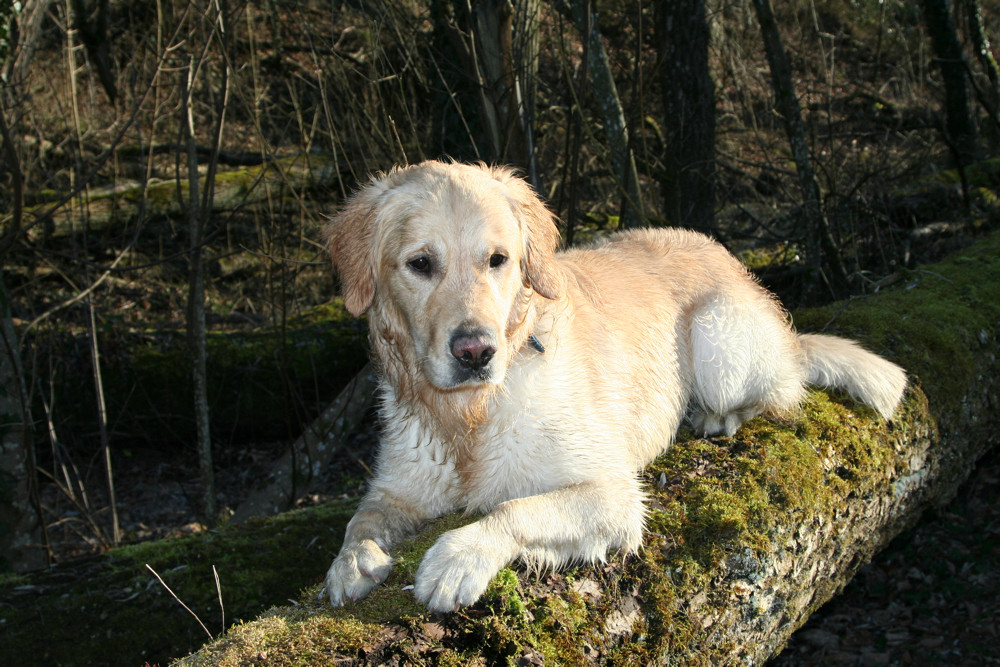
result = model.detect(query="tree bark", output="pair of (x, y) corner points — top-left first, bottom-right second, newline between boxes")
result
(658, 0), (716, 232)
(180, 55), (217, 524)
(0, 277), (47, 573)
(964, 0), (999, 132)
(555, 0), (644, 228)
(174, 229), (1000, 665)
(3, 0), (56, 94)
(0, 86), (46, 572)
(921, 0), (979, 164)
(431, 0), (541, 184)
(461, 0), (541, 185)
(69, 0), (117, 103)
(751, 0), (848, 293)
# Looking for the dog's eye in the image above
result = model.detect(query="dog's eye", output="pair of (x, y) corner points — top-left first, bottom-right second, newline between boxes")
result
(407, 256), (432, 275)
(489, 253), (507, 269)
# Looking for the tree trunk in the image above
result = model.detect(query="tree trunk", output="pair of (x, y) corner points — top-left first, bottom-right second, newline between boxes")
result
(921, 0), (979, 164)
(964, 0), (999, 131)
(3, 0), (56, 92)
(467, 0), (541, 184)
(0, 84), (46, 572)
(658, 0), (716, 232)
(751, 0), (848, 293)
(69, 0), (117, 103)
(174, 230), (1000, 665)
(180, 56), (216, 525)
(556, 0), (644, 228)
(433, 1), (541, 185)
(0, 277), (47, 573)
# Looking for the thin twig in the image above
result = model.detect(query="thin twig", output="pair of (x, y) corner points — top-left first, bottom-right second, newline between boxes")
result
(145, 563), (214, 641)
(213, 564), (224, 632)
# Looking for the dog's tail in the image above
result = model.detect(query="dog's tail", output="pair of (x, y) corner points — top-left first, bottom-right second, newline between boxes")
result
(797, 333), (907, 420)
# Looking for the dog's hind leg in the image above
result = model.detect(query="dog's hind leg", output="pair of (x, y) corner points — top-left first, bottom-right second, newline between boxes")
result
(687, 294), (806, 436)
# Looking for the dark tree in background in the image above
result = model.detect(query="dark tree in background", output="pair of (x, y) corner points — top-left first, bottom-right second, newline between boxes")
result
(468, 0), (541, 186)
(752, 0), (848, 294)
(430, 0), (541, 186)
(921, 0), (979, 164)
(556, 0), (644, 228)
(0, 280), (45, 573)
(69, 0), (116, 103)
(657, 0), (715, 232)
(965, 0), (1000, 128)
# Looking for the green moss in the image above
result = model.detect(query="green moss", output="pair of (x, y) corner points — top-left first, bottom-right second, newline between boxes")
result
(180, 614), (380, 667)
(929, 157), (1000, 188)
(737, 242), (800, 271)
(0, 500), (358, 667)
(793, 232), (1000, 414)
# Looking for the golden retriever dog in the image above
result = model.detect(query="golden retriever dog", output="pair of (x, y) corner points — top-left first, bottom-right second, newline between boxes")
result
(322, 160), (907, 612)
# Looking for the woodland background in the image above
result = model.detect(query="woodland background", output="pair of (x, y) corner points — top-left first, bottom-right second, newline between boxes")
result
(1, 0), (1000, 664)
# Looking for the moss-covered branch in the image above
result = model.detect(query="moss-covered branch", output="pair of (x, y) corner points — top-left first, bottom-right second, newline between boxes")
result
(44, 300), (368, 449)
(19, 153), (349, 242)
(2, 232), (998, 666)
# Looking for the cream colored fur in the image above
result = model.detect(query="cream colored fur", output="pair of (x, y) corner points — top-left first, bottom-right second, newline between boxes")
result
(322, 160), (907, 612)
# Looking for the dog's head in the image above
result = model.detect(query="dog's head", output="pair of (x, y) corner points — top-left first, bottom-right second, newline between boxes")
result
(325, 161), (563, 390)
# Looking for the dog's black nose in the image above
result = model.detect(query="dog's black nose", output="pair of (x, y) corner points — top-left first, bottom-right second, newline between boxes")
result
(450, 333), (496, 370)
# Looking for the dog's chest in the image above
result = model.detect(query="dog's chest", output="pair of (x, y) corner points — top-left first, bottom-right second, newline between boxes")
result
(461, 405), (581, 512)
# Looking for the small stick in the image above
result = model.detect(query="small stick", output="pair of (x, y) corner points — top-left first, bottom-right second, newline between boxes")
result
(146, 564), (213, 640)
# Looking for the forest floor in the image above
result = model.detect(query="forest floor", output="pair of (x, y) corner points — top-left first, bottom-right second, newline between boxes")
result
(39, 418), (1000, 666)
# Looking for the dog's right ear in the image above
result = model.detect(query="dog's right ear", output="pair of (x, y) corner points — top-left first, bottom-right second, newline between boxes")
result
(324, 191), (379, 316)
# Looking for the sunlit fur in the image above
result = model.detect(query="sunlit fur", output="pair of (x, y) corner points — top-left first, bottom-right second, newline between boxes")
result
(322, 160), (908, 612)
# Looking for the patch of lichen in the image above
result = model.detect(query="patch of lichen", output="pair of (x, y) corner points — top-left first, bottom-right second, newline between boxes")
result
(0, 500), (357, 667)
(633, 375), (924, 661)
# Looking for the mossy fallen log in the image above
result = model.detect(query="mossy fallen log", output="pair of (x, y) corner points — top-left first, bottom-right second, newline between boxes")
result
(19, 153), (350, 242)
(1, 231), (997, 666)
(176, 231), (1000, 665)
(46, 300), (368, 449)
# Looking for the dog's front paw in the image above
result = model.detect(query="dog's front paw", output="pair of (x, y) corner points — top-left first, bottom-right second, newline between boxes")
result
(325, 538), (393, 606)
(414, 523), (515, 612)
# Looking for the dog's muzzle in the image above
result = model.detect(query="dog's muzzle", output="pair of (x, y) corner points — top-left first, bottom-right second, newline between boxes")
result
(449, 329), (497, 382)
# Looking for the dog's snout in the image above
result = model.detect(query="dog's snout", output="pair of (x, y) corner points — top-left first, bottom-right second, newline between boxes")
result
(450, 332), (496, 371)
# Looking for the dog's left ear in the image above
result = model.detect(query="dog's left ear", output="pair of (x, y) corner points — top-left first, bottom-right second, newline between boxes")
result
(324, 187), (380, 316)
(492, 167), (565, 300)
